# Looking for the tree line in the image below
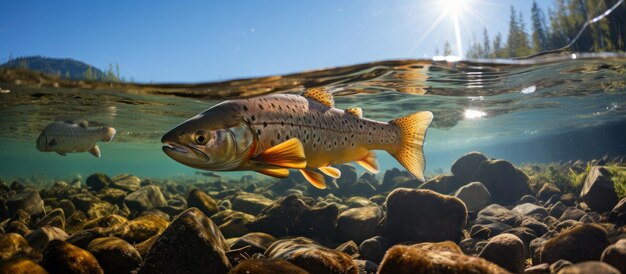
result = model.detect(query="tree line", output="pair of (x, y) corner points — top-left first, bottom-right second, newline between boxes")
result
(438, 0), (626, 58)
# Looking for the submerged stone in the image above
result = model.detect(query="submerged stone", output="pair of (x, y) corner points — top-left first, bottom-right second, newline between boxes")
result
(42, 240), (104, 274)
(265, 237), (357, 274)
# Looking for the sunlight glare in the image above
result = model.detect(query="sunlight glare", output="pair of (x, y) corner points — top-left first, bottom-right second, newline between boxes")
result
(464, 109), (486, 119)
(439, 0), (467, 16)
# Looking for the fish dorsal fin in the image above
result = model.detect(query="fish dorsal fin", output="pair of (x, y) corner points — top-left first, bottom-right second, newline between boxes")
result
(256, 168), (290, 178)
(48, 139), (57, 147)
(345, 107), (363, 118)
(252, 138), (307, 169)
(78, 120), (89, 128)
(300, 169), (326, 189)
(89, 145), (101, 158)
(318, 166), (341, 178)
(303, 88), (334, 108)
(356, 151), (380, 174)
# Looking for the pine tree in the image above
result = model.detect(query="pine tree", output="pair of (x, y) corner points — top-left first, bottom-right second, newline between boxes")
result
(482, 28), (491, 57)
(517, 10), (532, 56)
(493, 32), (503, 58)
(443, 41), (453, 55)
(506, 6), (520, 57)
(531, 0), (548, 51)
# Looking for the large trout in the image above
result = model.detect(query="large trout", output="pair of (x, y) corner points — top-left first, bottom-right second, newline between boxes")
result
(161, 88), (432, 188)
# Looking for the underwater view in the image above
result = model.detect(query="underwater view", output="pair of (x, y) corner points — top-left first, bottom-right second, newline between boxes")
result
(1, 0), (626, 274)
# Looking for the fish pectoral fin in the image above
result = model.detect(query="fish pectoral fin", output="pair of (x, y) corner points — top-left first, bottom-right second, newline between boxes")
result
(256, 168), (290, 178)
(303, 87), (334, 108)
(345, 107), (363, 118)
(356, 151), (380, 174)
(318, 166), (341, 178)
(252, 138), (306, 169)
(300, 169), (326, 189)
(88, 145), (101, 158)
(47, 139), (57, 147)
(56, 152), (66, 156)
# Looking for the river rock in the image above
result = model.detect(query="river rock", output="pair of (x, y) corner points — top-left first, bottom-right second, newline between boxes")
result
(512, 203), (549, 218)
(111, 174), (141, 192)
(477, 204), (519, 227)
(0, 258), (48, 274)
(359, 236), (390, 264)
(139, 208), (231, 274)
(453, 182), (492, 212)
(247, 194), (308, 237)
(557, 261), (620, 274)
(230, 193), (274, 215)
(265, 237), (357, 274)
(0, 233), (41, 262)
(124, 185), (166, 217)
(381, 188), (467, 244)
(451, 151), (488, 183)
(292, 203), (339, 241)
(230, 232), (276, 255)
(86, 173), (111, 191)
(538, 184), (561, 202)
(559, 208), (585, 221)
(42, 240), (104, 274)
(412, 241), (463, 253)
(187, 189), (219, 217)
(229, 258), (309, 274)
(549, 202), (567, 219)
(26, 225), (69, 252)
(378, 244), (509, 274)
(98, 187), (127, 206)
(419, 175), (463, 194)
(336, 206), (383, 244)
(601, 238), (626, 273)
(34, 208), (65, 230)
(538, 223), (609, 264)
(478, 233), (525, 273)
(118, 211), (169, 243)
(57, 199), (76, 217)
(6, 188), (45, 220)
(608, 197), (626, 226)
(580, 166), (618, 212)
(474, 159), (532, 205)
(87, 237), (142, 274)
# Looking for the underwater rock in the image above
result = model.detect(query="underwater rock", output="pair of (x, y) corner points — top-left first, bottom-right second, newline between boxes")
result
(118, 211), (169, 243)
(335, 241), (359, 257)
(97, 187), (127, 206)
(336, 206), (383, 244)
(0, 258), (48, 274)
(69, 193), (101, 212)
(110, 174), (141, 192)
(556, 261), (620, 274)
(377, 244), (509, 274)
(538, 184), (562, 202)
(477, 204), (520, 226)
(549, 202), (567, 219)
(538, 223), (610, 264)
(453, 182), (492, 212)
(82, 214), (127, 230)
(412, 241), (463, 254)
(601, 238), (626, 273)
(42, 240), (104, 274)
(6, 188), (45, 220)
(354, 259), (378, 274)
(419, 175), (463, 195)
(608, 197), (626, 226)
(336, 164), (358, 188)
(187, 189), (219, 217)
(512, 203), (549, 218)
(292, 203), (339, 242)
(470, 222), (513, 240)
(229, 258), (309, 274)
(359, 236), (390, 264)
(381, 188), (467, 244)
(265, 237), (357, 274)
(124, 185), (167, 217)
(0, 233), (42, 262)
(345, 196), (375, 208)
(218, 212), (255, 238)
(25, 225), (69, 252)
(139, 207), (231, 274)
(86, 173), (111, 191)
(35, 208), (65, 230)
(580, 166), (618, 212)
(518, 195), (539, 205)
(230, 192), (274, 215)
(247, 194), (308, 237)
(451, 151), (488, 183)
(5, 220), (31, 236)
(524, 263), (550, 274)
(211, 210), (255, 226)
(478, 233), (525, 273)
(519, 217), (549, 237)
(56, 199), (75, 217)
(65, 211), (88, 235)
(474, 159), (532, 205)
(229, 232), (277, 255)
(87, 237), (142, 274)
(380, 168), (412, 192)
(558, 208), (586, 221)
(550, 260), (573, 273)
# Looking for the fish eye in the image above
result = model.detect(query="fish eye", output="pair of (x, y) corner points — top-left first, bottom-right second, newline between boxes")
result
(194, 131), (208, 145)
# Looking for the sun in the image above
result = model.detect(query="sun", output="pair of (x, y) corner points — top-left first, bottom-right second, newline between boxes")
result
(438, 0), (469, 16)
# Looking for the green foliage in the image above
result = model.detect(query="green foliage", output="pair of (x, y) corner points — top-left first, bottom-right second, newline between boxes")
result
(607, 164), (626, 199)
(1, 56), (124, 82)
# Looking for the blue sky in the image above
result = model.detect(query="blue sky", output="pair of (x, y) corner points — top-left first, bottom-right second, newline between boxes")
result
(1, 0), (552, 82)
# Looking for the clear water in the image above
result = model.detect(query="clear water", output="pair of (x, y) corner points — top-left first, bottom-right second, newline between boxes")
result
(1, 53), (625, 182)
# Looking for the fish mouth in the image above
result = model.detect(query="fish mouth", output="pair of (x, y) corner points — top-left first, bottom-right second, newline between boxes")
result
(162, 142), (189, 154)
(162, 142), (210, 162)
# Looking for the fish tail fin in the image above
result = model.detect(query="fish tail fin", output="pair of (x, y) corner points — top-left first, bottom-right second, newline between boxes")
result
(102, 127), (116, 142)
(388, 111), (433, 181)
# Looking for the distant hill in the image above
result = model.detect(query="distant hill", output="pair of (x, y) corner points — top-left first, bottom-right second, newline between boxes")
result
(1, 56), (119, 81)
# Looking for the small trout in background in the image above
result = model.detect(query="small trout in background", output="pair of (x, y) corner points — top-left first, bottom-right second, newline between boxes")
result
(36, 120), (116, 157)
(161, 88), (433, 189)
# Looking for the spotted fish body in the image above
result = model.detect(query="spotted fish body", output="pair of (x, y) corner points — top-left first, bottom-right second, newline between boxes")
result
(161, 88), (433, 188)
(36, 121), (116, 157)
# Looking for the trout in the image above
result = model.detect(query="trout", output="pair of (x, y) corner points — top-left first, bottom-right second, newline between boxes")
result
(36, 120), (116, 157)
(161, 88), (432, 188)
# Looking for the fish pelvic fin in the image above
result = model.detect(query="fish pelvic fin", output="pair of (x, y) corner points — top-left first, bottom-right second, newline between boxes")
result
(252, 138), (307, 169)
(388, 111), (433, 181)
(89, 145), (101, 158)
(256, 168), (290, 178)
(356, 151), (380, 174)
(303, 87), (334, 108)
(318, 166), (341, 178)
(300, 169), (326, 189)
(102, 127), (116, 142)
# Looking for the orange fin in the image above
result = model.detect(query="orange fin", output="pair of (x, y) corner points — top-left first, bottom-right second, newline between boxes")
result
(319, 166), (341, 178)
(303, 87), (334, 108)
(300, 169), (326, 189)
(356, 151), (379, 174)
(388, 111), (433, 181)
(345, 107), (363, 118)
(252, 138), (307, 169)
(256, 168), (290, 178)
